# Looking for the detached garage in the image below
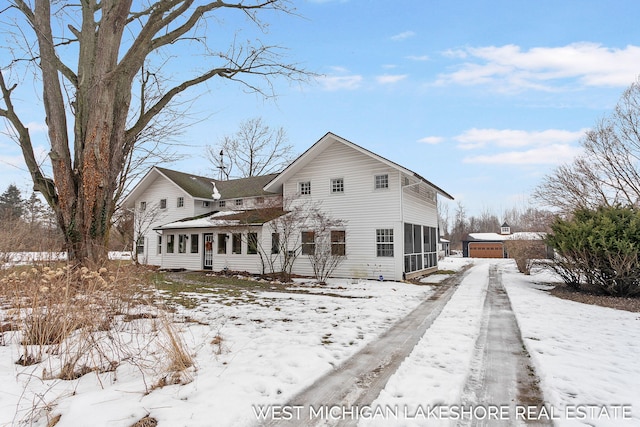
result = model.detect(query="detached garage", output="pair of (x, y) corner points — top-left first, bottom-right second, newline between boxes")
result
(468, 242), (505, 258)
(462, 223), (551, 259)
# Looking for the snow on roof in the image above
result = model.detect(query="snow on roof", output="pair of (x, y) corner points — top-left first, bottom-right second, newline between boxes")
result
(156, 209), (287, 230)
(467, 232), (546, 241)
(158, 211), (241, 230)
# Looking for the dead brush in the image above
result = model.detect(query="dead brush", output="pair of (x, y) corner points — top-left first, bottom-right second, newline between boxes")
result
(0, 263), (164, 379)
(151, 313), (195, 389)
(0, 261), (200, 424)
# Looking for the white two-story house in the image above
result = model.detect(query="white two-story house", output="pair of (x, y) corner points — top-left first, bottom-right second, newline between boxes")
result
(123, 132), (453, 281)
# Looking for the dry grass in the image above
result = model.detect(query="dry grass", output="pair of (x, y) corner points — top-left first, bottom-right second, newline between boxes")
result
(0, 262), (196, 423)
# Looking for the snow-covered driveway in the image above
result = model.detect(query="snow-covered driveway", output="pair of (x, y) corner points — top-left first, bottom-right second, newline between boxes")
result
(363, 259), (639, 427)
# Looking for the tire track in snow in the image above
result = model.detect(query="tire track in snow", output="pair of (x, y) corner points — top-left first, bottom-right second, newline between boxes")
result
(263, 267), (472, 427)
(459, 264), (552, 427)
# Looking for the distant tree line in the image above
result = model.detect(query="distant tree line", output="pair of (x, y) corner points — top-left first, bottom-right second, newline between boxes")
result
(439, 202), (555, 251)
(0, 184), (131, 255)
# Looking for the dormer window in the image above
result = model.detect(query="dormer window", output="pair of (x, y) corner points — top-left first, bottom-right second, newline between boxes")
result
(235, 199), (243, 207)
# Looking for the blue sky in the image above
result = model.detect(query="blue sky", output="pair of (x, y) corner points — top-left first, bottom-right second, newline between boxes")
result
(2, 0), (640, 218)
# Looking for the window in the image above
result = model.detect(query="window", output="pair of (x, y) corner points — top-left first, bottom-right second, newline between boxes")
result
(167, 234), (175, 253)
(139, 201), (147, 211)
(375, 174), (389, 189)
(190, 234), (199, 253)
(235, 199), (243, 207)
(376, 229), (394, 257)
(247, 233), (258, 255)
(177, 197), (184, 208)
(217, 234), (227, 254)
(271, 233), (280, 254)
(219, 200), (226, 208)
(203, 201), (210, 207)
(331, 230), (346, 256)
(178, 234), (188, 253)
(256, 196), (264, 204)
(404, 223), (423, 272)
(299, 181), (311, 195)
(423, 226), (437, 268)
(157, 236), (162, 255)
(232, 233), (242, 254)
(301, 231), (315, 255)
(136, 237), (145, 255)
(160, 198), (167, 209)
(331, 178), (344, 193)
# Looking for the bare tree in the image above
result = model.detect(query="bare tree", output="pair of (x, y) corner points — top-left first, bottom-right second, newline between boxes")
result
(449, 202), (468, 250)
(304, 209), (347, 284)
(206, 117), (295, 179)
(131, 203), (166, 264)
(0, 1), (307, 266)
(534, 79), (640, 215)
(437, 201), (450, 238)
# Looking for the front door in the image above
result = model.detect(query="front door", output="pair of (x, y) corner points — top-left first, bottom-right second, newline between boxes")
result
(203, 233), (214, 269)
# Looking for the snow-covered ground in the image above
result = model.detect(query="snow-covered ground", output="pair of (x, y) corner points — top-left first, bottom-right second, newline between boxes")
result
(364, 259), (639, 427)
(0, 257), (638, 426)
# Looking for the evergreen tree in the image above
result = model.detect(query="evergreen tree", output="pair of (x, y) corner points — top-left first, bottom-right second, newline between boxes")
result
(23, 192), (45, 225)
(545, 205), (640, 297)
(0, 184), (24, 221)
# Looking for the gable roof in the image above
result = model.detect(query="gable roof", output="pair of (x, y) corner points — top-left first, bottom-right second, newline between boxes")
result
(123, 167), (280, 208)
(263, 132), (454, 200)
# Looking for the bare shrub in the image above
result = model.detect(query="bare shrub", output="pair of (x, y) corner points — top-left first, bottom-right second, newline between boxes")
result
(504, 237), (549, 275)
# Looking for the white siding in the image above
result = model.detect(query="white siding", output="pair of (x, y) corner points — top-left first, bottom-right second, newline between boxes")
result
(283, 141), (405, 280)
(160, 228), (204, 270)
(133, 177), (206, 266)
(160, 227), (277, 273)
(401, 175), (438, 227)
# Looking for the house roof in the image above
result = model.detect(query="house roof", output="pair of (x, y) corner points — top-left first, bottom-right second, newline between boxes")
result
(123, 167), (280, 208)
(156, 208), (287, 230)
(263, 132), (454, 200)
(466, 232), (546, 242)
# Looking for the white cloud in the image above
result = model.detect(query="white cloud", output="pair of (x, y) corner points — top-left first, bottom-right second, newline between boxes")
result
(391, 31), (416, 42)
(406, 55), (430, 61)
(463, 143), (583, 165)
(375, 74), (407, 84)
(418, 136), (443, 145)
(318, 72), (363, 91)
(25, 122), (48, 133)
(455, 128), (585, 150)
(436, 43), (640, 91)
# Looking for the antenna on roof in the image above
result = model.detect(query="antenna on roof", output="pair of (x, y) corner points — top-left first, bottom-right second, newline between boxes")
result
(218, 150), (226, 180)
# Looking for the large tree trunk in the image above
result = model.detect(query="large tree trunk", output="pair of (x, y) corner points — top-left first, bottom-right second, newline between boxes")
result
(37, 0), (133, 265)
